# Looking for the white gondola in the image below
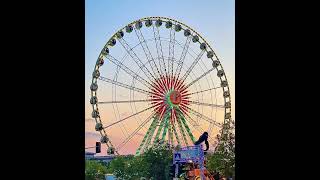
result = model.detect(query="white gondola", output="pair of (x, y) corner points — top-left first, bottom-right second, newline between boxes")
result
(225, 101), (231, 108)
(125, 25), (133, 33)
(102, 47), (109, 56)
(223, 91), (230, 97)
(165, 21), (172, 28)
(221, 80), (228, 87)
(155, 19), (162, 27)
(145, 19), (152, 27)
(90, 96), (98, 104)
(116, 31), (124, 39)
(97, 58), (104, 66)
(107, 147), (115, 155)
(108, 39), (116, 46)
(100, 135), (109, 143)
(213, 61), (220, 68)
(93, 70), (100, 78)
(207, 51), (214, 58)
(135, 21), (143, 29)
(192, 35), (199, 43)
(200, 43), (206, 50)
(92, 110), (99, 118)
(184, 29), (191, 36)
(90, 83), (98, 91)
(217, 70), (224, 77)
(225, 113), (231, 119)
(175, 24), (182, 32)
(95, 123), (103, 131)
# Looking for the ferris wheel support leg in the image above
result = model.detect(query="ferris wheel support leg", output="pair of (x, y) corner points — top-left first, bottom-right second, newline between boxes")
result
(153, 115), (166, 144)
(180, 116), (196, 144)
(161, 117), (170, 142)
(168, 121), (174, 147)
(141, 117), (159, 152)
(176, 115), (189, 146)
(172, 123), (181, 147)
(136, 117), (157, 155)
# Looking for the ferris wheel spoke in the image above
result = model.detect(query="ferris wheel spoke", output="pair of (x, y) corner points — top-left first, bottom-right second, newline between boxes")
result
(179, 115), (196, 143)
(168, 27), (176, 77)
(152, 25), (167, 75)
(186, 107), (223, 128)
(106, 55), (152, 88)
(175, 115), (189, 146)
(172, 124), (181, 146)
(180, 50), (205, 82)
(142, 116), (160, 152)
(184, 67), (215, 89)
(103, 105), (156, 129)
(134, 28), (162, 79)
(118, 38), (156, 82)
(161, 117), (170, 141)
(188, 100), (225, 108)
(185, 86), (222, 96)
(117, 112), (156, 151)
(168, 121), (174, 146)
(184, 114), (217, 145)
(172, 111), (182, 146)
(98, 76), (151, 95)
(175, 36), (192, 79)
(98, 99), (152, 104)
(169, 25), (176, 77)
(153, 111), (168, 144)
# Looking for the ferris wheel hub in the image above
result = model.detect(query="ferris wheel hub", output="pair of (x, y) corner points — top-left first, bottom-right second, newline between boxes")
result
(169, 90), (182, 105)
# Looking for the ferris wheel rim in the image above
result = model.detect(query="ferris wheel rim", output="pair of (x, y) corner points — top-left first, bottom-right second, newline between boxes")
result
(90, 16), (232, 155)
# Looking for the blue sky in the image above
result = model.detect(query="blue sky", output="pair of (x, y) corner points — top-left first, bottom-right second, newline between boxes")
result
(85, 0), (234, 153)
(85, 0), (234, 82)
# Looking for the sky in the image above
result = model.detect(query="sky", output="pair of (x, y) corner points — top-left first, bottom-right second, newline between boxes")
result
(85, 0), (234, 155)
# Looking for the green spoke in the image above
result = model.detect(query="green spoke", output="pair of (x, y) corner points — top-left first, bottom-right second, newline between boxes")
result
(136, 116), (158, 155)
(168, 121), (174, 146)
(153, 114), (167, 144)
(172, 123), (181, 146)
(161, 117), (170, 141)
(142, 116), (159, 152)
(176, 114), (189, 146)
(179, 114), (196, 143)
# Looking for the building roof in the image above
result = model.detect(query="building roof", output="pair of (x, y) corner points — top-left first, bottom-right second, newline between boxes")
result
(85, 151), (95, 155)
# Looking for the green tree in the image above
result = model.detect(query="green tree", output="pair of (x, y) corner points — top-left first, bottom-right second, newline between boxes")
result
(140, 145), (173, 180)
(85, 160), (108, 180)
(105, 145), (173, 180)
(125, 155), (148, 179)
(108, 156), (130, 179)
(207, 120), (235, 178)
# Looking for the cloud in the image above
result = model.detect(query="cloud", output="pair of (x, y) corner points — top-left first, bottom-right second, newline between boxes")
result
(85, 131), (100, 138)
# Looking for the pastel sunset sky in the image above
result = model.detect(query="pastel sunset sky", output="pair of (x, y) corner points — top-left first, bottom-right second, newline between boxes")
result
(85, 0), (234, 155)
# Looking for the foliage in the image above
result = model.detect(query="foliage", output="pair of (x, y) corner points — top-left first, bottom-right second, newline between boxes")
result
(86, 123), (235, 179)
(85, 160), (108, 180)
(141, 145), (173, 180)
(104, 145), (173, 180)
(207, 120), (235, 178)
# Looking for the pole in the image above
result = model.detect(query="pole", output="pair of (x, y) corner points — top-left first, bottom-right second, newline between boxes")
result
(175, 163), (179, 178)
(199, 144), (205, 180)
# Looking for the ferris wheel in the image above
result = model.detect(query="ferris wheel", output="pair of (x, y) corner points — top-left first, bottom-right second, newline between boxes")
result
(90, 17), (232, 155)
